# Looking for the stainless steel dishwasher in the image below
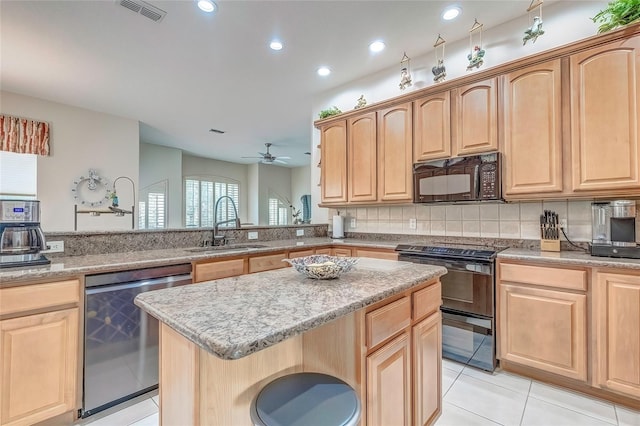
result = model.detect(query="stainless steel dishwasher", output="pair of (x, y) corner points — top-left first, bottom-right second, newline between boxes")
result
(82, 263), (192, 418)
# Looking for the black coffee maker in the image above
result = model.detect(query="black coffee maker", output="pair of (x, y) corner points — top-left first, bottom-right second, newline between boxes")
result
(591, 200), (640, 259)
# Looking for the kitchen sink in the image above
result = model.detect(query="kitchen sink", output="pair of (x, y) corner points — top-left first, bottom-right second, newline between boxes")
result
(185, 244), (268, 253)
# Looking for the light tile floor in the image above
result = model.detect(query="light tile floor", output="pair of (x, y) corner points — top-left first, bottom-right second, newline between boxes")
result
(78, 360), (640, 426)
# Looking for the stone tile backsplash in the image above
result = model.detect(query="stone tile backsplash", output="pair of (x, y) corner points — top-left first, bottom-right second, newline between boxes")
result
(329, 200), (640, 243)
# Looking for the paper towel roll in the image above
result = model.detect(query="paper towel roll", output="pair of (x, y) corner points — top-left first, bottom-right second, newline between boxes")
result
(332, 215), (344, 238)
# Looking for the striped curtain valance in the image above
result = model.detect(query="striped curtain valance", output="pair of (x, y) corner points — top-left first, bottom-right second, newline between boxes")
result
(0, 114), (50, 156)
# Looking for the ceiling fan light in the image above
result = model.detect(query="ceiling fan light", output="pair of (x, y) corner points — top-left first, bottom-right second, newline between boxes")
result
(197, 0), (216, 13)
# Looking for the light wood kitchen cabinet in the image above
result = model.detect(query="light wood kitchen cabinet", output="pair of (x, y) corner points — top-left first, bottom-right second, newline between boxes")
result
(348, 112), (377, 202)
(366, 332), (411, 426)
(413, 92), (451, 162)
(315, 247), (333, 255)
(0, 280), (81, 426)
(452, 77), (498, 156)
(413, 312), (442, 426)
(595, 271), (640, 399)
(248, 252), (288, 273)
(378, 102), (413, 202)
(194, 257), (246, 283)
(502, 59), (564, 197)
(364, 279), (442, 426)
(570, 35), (640, 194)
(287, 249), (315, 259)
(498, 262), (587, 381)
(332, 247), (353, 257)
(320, 120), (348, 204)
(352, 247), (398, 260)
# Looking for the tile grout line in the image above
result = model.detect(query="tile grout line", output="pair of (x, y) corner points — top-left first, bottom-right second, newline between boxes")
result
(526, 395), (618, 426)
(518, 380), (533, 426)
(444, 400), (507, 426)
(459, 368), (532, 396)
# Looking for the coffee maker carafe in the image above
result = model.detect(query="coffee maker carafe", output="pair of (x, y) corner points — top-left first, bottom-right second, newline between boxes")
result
(590, 200), (640, 259)
(0, 200), (51, 268)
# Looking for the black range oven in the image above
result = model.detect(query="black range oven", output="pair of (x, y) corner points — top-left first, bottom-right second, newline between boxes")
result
(396, 243), (502, 371)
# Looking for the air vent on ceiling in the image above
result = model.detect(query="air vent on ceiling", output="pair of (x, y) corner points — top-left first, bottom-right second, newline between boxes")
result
(118, 0), (166, 22)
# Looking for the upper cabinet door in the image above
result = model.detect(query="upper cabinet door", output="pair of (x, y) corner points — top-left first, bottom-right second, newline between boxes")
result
(502, 59), (564, 197)
(452, 77), (498, 156)
(570, 35), (640, 193)
(320, 120), (348, 204)
(348, 112), (377, 202)
(378, 103), (413, 202)
(413, 92), (451, 162)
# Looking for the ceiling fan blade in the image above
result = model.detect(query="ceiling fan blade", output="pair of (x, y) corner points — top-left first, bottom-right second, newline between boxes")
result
(274, 159), (288, 164)
(258, 152), (267, 156)
(241, 156), (263, 159)
(277, 156), (291, 160)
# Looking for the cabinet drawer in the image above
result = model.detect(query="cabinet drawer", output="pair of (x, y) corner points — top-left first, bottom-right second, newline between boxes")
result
(315, 248), (333, 255)
(249, 252), (288, 273)
(413, 282), (442, 322)
(288, 249), (315, 259)
(500, 263), (587, 291)
(0, 279), (80, 317)
(353, 248), (398, 260)
(194, 259), (246, 283)
(366, 296), (411, 348)
(333, 248), (352, 257)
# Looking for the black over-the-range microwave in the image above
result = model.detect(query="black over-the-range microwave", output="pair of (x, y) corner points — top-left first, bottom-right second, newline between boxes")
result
(413, 153), (502, 203)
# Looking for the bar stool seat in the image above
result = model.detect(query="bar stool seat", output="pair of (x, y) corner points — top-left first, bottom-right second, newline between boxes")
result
(250, 372), (361, 426)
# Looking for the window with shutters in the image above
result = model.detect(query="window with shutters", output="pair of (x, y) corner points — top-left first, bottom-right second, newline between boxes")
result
(268, 194), (289, 226)
(139, 180), (167, 229)
(0, 151), (37, 199)
(184, 176), (239, 228)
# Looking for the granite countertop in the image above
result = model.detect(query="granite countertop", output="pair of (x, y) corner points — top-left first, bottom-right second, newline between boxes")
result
(0, 238), (399, 285)
(499, 248), (640, 270)
(134, 258), (446, 360)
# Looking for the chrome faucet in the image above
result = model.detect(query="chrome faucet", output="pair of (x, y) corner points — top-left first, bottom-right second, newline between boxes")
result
(212, 195), (241, 245)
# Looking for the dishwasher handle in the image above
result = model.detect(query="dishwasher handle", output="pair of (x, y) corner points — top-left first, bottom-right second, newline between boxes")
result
(85, 273), (192, 295)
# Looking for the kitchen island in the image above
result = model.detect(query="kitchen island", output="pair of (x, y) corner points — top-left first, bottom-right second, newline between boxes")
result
(135, 257), (446, 426)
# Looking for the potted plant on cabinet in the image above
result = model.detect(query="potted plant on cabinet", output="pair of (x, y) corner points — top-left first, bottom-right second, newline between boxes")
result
(591, 0), (640, 33)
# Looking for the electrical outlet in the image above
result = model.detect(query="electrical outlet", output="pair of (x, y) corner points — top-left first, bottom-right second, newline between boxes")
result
(296, 229), (304, 237)
(42, 240), (64, 253)
(350, 218), (357, 228)
(409, 218), (417, 229)
(248, 231), (259, 240)
(560, 218), (568, 228)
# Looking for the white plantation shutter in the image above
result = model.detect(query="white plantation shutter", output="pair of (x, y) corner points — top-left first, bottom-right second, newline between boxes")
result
(139, 180), (167, 229)
(184, 176), (239, 228)
(268, 196), (288, 225)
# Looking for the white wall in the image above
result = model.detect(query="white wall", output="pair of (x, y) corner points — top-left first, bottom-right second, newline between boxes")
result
(256, 164), (292, 225)
(311, 1), (608, 238)
(247, 164), (260, 225)
(1, 91), (139, 232)
(139, 143), (183, 228)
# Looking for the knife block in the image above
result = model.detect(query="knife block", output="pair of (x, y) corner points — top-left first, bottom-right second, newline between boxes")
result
(540, 239), (560, 252)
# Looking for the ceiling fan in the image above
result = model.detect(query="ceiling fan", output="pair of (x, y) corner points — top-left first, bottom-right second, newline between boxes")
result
(242, 143), (291, 164)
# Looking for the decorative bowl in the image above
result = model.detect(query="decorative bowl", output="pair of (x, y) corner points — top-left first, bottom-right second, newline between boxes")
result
(283, 255), (358, 280)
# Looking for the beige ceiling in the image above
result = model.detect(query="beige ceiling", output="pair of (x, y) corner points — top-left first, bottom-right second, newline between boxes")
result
(2, 0), (565, 167)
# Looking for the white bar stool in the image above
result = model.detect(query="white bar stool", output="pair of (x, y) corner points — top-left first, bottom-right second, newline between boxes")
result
(250, 372), (361, 426)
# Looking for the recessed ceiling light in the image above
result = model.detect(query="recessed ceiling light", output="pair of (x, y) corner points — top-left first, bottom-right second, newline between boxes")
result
(442, 6), (461, 21)
(197, 0), (216, 13)
(317, 67), (331, 76)
(270, 40), (283, 51)
(369, 40), (386, 53)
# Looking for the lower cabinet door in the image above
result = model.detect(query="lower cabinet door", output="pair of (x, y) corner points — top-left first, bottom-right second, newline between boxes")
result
(499, 284), (587, 381)
(0, 308), (78, 426)
(413, 312), (442, 426)
(595, 272), (640, 398)
(366, 332), (411, 426)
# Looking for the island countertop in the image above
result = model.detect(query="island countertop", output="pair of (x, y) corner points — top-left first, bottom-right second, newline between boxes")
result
(134, 258), (446, 360)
